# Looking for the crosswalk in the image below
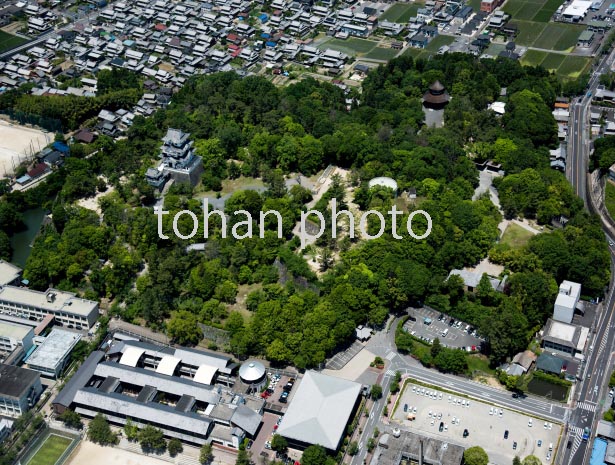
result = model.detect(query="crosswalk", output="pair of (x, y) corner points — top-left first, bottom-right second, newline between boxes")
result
(568, 426), (584, 458)
(386, 351), (396, 361)
(598, 327), (610, 357)
(385, 369), (396, 376)
(577, 401), (597, 412)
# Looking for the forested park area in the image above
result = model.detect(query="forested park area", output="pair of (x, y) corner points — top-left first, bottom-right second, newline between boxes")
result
(0, 53), (609, 371)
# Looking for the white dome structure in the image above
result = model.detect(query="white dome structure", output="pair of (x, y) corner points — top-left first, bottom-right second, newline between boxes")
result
(239, 360), (266, 384)
(368, 177), (398, 192)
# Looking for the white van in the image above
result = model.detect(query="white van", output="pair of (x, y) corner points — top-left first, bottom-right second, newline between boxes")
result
(549, 443), (553, 451)
(441, 329), (449, 338)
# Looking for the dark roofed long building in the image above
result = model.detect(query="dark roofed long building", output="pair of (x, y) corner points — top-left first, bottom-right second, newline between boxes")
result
(52, 340), (258, 448)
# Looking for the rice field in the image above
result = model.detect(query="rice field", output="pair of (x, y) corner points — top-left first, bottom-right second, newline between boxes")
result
(320, 37), (380, 56)
(379, 2), (424, 22)
(503, 0), (562, 22)
(520, 49), (591, 80)
(0, 30), (27, 53)
(511, 20), (583, 51)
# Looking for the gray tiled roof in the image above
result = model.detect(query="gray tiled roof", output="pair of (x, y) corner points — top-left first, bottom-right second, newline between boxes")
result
(53, 351), (105, 408)
(74, 388), (211, 435)
(231, 404), (262, 436)
(94, 362), (221, 405)
(277, 371), (361, 450)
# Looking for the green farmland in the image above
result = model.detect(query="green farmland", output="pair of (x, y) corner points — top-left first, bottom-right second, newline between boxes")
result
(510, 21), (583, 51)
(503, 0), (562, 22)
(380, 2), (424, 22)
(0, 30), (27, 53)
(520, 49), (591, 79)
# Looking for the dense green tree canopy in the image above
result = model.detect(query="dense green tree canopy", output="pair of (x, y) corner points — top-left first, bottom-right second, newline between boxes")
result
(463, 446), (489, 465)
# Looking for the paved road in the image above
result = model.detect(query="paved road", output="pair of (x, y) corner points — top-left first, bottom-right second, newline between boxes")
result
(562, 46), (615, 465)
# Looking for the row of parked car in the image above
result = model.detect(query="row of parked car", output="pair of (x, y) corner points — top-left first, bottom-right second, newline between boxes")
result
(438, 313), (483, 339)
(260, 374), (296, 404)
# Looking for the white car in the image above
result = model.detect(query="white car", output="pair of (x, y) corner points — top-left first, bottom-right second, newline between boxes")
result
(457, 399), (461, 405)
(429, 411), (433, 417)
(437, 413), (442, 420)
(412, 386), (416, 392)
(438, 393), (443, 400)
(466, 401), (470, 408)
(448, 395), (452, 402)
(430, 419), (435, 426)
(489, 408), (494, 415)
(610, 389), (614, 397)
(528, 419), (533, 427)
(452, 416), (457, 424)
(444, 424), (448, 431)
(544, 422), (548, 429)
(462, 400), (466, 407)
(548, 423), (552, 430)
(413, 407), (417, 413)
(499, 409), (503, 417)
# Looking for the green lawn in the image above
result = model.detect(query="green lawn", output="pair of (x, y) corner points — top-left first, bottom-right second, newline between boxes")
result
(485, 43), (506, 58)
(26, 435), (72, 465)
(0, 30), (27, 53)
(363, 47), (400, 60)
(605, 180), (615, 221)
(379, 2), (423, 22)
(467, 354), (495, 375)
(467, 0), (482, 10)
(320, 37), (378, 56)
(500, 223), (534, 249)
(425, 35), (455, 52)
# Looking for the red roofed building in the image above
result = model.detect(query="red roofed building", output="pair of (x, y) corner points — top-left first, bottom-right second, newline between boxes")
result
(227, 33), (241, 44)
(27, 163), (50, 179)
(154, 23), (167, 31)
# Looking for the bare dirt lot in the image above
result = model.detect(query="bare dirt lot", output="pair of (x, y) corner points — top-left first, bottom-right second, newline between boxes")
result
(66, 441), (171, 465)
(392, 382), (562, 465)
(0, 120), (50, 178)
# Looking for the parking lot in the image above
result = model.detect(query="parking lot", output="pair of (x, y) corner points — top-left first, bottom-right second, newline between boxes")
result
(393, 383), (561, 465)
(260, 372), (300, 408)
(325, 341), (364, 370)
(404, 307), (483, 349)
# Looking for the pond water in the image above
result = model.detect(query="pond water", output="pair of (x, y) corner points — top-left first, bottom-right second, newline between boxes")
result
(10, 208), (46, 268)
(527, 377), (569, 402)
